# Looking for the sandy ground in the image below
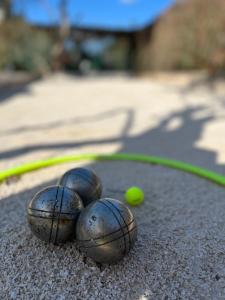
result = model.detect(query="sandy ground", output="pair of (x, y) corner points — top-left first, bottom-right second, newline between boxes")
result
(0, 72), (225, 299)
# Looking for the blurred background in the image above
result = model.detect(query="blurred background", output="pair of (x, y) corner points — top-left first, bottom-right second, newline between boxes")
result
(0, 0), (225, 172)
(0, 0), (225, 76)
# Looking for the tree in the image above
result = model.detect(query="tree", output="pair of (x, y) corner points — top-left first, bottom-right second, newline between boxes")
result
(1, 0), (12, 19)
(49, 0), (71, 70)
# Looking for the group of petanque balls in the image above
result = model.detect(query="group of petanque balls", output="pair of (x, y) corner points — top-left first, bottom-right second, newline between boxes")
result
(27, 167), (144, 264)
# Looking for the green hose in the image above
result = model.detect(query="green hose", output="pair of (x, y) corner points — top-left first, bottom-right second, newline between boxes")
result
(1, 153), (225, 187)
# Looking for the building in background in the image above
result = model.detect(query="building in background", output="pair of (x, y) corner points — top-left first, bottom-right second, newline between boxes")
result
(36, 0), (225, 74)
(0, 0), (224, 75)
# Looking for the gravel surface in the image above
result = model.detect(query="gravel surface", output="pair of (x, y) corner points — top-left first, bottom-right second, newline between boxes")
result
(0, 73), (225, 299)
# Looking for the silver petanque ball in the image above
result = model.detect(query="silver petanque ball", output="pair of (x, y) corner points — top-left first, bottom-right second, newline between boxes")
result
(27, 186), (83, 244)
(76, 198), (137, 264)
(59, 167), (102, 207)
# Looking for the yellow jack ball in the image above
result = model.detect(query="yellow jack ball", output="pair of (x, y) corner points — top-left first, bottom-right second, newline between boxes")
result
(125, 186), (144, 206)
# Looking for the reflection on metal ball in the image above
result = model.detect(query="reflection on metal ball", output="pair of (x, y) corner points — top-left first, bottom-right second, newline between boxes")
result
(59, 167), (102, 207)
(27, 186), (83, 244)
(76, 198), (137, 264)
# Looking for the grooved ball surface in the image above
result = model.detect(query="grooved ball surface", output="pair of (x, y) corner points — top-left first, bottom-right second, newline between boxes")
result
(59, 168), (102, 207)
(76, 198), (137, 264)
(27, 186), (83, 244)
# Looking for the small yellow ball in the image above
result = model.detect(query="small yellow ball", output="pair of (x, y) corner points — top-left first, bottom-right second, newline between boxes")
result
(125, 186), (144, 206)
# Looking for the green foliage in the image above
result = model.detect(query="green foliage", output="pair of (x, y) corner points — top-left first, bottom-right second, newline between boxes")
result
(103, 38), (129, 70)
(0, 19), (53, 74)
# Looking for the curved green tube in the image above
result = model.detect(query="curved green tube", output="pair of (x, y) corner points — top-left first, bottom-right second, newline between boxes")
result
(1, 153), (225, 187)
